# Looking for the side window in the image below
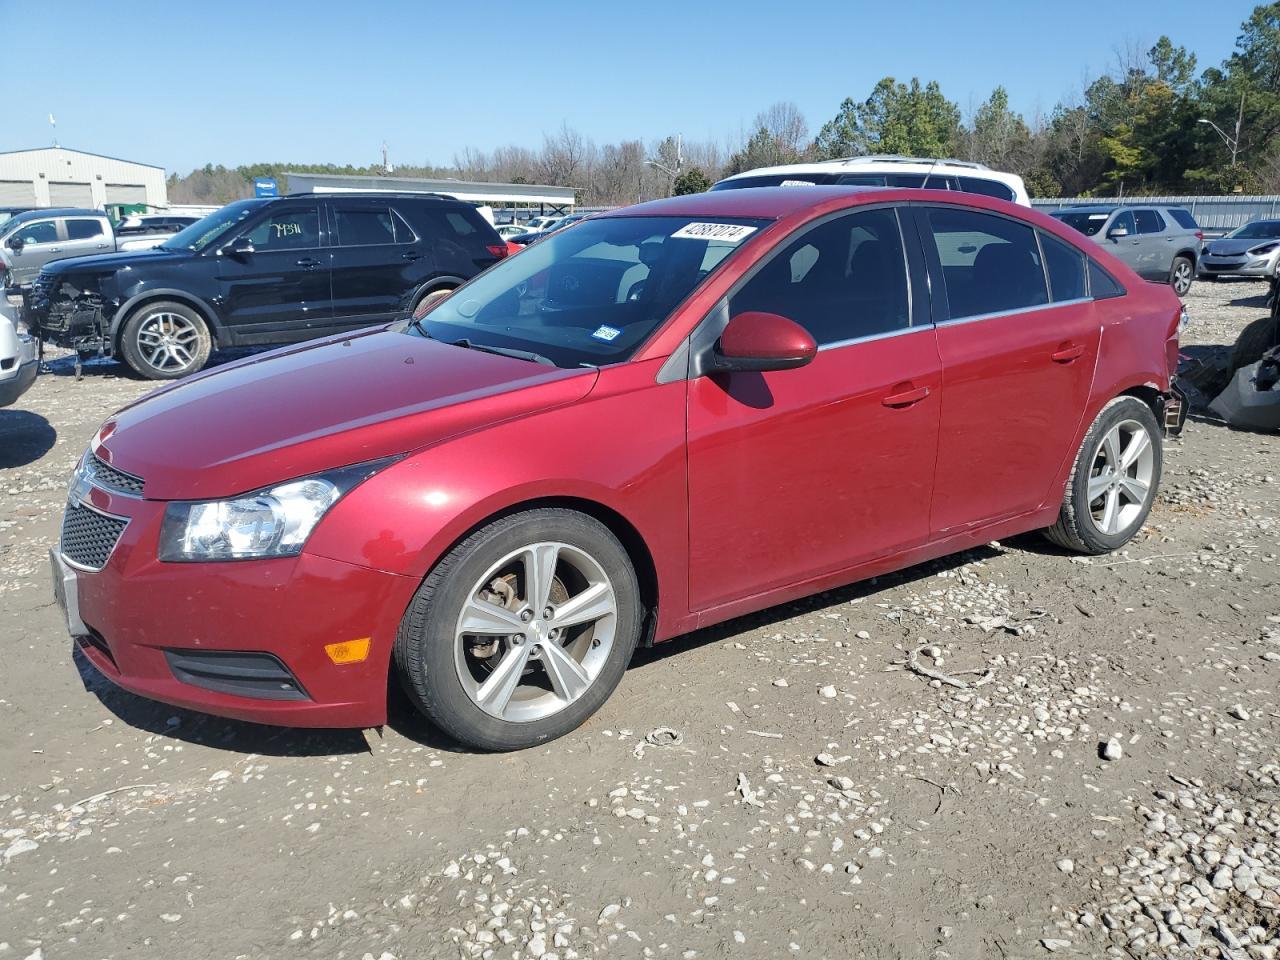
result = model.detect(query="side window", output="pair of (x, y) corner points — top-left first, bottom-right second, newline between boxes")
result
(728, 207), (911, 346)
(15, 220), (57, 244)
(66, 219), (105, 240)
(1111, 210), (1136, 235)
(1040, 231), (1088, 301)
(1134, 209), (1166, 234)
(333, 205), (397, 246)
(244, 206), (320, 250)
(445, 211), (478, 237)
(1088, 260), (1125, 299)
(924, 207), (1047, 319)
(957, 176), (1017, 202)
(1167, 208), (1200, 231)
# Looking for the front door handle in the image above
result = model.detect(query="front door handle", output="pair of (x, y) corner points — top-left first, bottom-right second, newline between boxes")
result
(1052, 342), (1086, 363)
(47, 247), (62, 253)
(296, 257), (321, 268)
(402, 251), (422, 261)
(882, 383), (931, 408)
(95, 243), (108, 249)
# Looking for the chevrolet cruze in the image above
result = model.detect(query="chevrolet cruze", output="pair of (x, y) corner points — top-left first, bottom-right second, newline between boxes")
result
(52, 187), (1185, 751)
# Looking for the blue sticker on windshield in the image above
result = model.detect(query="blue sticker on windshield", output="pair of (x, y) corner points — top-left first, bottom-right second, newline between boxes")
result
(591, 325), (622, 342)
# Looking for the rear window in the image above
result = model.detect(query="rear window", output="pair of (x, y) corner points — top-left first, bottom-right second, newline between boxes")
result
(957, 176), (1017, 202)
(1135, 209), (1166, 234)
(333, 204), (412, 246)
(65, 218), (104, 240)
(1052, 210), (1114, 237)
(1167, 208), (1200, 231)
(924, 207), (1048, 320)
(1088, 260), (1125, 299)
(711, 173), (840, 190)
(1040, 231), (1087, 301)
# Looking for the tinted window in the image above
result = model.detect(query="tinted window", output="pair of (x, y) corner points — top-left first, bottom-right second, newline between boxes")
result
(925, 207), (1047, 319)
(1088, 260), (1125, 299)
(244, 206), (320, 250)
(14, 220), (57, 244)
(1167, 208), (1200, 231)
(1052, 210), (1114, 237)
(836, 173), (953, 189)
(65, 218), (104, 240)
(1040, 231), (1087, 301)
(958, 176), (1017, 202)
(1134, 209), (1166, 234)
(161, 199), (267, 252)
(711, 173), (840, 190)
(333, 205), (397, 246)
(1112, 210), (1136, 235)
(729, 207), (910, 346)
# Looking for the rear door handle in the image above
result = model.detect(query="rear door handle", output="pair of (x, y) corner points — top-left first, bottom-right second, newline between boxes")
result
(402, 251), (422, 261)
(881, 384), (931, 408)
(296, 257), (321, 268)
(1052, 343), (1086, 363)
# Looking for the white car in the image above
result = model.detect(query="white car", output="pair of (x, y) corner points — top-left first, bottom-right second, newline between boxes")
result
(496, 224), (532, 238)
(0, 295), (38, 407)
(525, 215), (564, 232)
(711, 156), (1030, 207)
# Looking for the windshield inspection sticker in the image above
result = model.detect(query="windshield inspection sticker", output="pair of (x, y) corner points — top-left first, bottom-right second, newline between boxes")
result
(671, 222), (758, 243)
(591, 325), (623, 342)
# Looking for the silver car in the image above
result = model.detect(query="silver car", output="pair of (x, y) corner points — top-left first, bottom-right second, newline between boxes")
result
(1051, 204), (1203, 296)
(1199, 219), (1280, 280)
(0, 208), (114, 286)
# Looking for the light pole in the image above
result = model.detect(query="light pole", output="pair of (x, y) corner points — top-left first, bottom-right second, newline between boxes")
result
(645, 134), (682, 196)
(1198, 92), (1246, 168)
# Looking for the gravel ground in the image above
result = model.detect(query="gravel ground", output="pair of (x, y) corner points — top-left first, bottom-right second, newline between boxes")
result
(1, 281), (1277, 960)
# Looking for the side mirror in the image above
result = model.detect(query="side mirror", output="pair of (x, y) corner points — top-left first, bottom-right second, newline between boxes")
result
(6, 236), (23, 252)
(1107, 224), (1130, 240)
(712, 311), (817, 373)
(221, 236), (255, 257)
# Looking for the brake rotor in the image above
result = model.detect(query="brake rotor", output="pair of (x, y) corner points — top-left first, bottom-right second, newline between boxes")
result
(467, 572), (570, 666)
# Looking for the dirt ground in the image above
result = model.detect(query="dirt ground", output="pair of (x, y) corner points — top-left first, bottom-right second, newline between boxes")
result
(1, 281), (1278, 960)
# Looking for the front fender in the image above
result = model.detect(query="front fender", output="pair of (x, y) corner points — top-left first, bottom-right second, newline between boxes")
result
(109, 287), (226, 345)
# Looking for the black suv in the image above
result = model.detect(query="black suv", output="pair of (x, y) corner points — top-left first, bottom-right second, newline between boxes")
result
(27, 192), (506, 378)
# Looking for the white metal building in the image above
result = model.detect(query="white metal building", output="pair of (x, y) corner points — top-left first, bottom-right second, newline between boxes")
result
(286, 172), (576, 214)
(0, 147), (167, 209)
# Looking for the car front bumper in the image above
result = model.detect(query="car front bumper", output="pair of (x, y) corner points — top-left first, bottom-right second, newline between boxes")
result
(1198, 254), (1277, 278)
(51, 486), (420, 728)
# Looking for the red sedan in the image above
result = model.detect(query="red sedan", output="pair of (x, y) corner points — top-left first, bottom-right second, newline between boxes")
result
(53, 187), (1184, 750)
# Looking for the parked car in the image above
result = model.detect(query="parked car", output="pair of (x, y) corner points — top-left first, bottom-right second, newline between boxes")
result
(712, 156), (1030, 206)
(0, 206), (36, 229)
(1050, 204), (1202, 295)
(0, 208), (177, 287)
(27, 192), (507, 379)
(115, 214), (201, 237)
(51, 186), (1183, 750)
(496, 223), (531, 238)
(1198, 218), (1280, 280)
(525, 215), (564, 231)
(0, 295), (37, 407)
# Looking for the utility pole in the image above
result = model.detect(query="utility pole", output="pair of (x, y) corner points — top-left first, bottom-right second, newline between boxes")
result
(645, 134), (683, 196)
(1198, 92), (1245, 168)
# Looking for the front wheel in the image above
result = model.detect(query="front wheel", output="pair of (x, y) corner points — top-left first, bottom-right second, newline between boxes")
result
(1044, 396), (1163, 554)
(1170, 256), (1194, 297)
(118, 301), (212, 379)
(394, 508), (642, 751)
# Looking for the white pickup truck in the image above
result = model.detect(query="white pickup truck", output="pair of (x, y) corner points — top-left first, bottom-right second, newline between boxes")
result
(0, 294), (37, 407)
(0, 208), (181, 288)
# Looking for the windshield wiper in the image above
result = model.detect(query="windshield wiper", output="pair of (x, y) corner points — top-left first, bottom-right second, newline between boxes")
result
(450, 338), (557, 367)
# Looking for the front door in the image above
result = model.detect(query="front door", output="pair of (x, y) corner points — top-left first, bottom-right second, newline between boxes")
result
(687, 206), (942, 612)
(6, 217), (61, 284)
(327, 199), (424, 326)
(214, 202), (333, 343)
(917, 206), (1100, 536)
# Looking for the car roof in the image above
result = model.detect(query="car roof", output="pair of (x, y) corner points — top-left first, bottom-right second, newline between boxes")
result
(280, 191), (465, 203)
(715, 158), (1026, 189)
(604, 185), (919, 221)
(5, 207), (103, 224)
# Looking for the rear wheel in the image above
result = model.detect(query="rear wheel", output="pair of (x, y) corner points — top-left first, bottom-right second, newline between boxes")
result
(394, 508), (642, 751)
(413, 286), (455, 314)
(1170, 256), (1194, 297)
(1044, 396), (1162, 554)
(118, 301), (212, 379)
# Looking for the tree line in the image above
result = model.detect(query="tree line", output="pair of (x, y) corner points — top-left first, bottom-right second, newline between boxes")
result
(169, 4), (1280, 208)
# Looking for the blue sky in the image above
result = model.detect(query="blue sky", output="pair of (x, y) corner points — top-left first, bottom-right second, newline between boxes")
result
(3, 0), (1257, 175)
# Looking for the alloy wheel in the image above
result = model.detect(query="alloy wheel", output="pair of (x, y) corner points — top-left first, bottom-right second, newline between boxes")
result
(1173, 260), (1193, 296)
(135, 312), (201, 372)
(453, 542), (617, 723)
(1086, 418), (1156, 536)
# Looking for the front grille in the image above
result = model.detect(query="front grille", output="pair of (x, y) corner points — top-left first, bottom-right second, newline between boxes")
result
(91, 453), (144, 496)
(61, 503), (128, 571)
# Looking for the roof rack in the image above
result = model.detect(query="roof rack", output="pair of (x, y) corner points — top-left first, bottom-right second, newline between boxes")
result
(817, 155), (991, 171)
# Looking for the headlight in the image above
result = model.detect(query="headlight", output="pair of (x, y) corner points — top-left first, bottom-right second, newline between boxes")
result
(1249, 242), (1280, 256)
(158, 457), (398, 562)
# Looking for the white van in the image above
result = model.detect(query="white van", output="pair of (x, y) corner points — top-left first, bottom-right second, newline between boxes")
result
(711, 156), (1030, 207)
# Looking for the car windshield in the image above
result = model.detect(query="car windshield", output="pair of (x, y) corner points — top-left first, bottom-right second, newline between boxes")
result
(161, 199), (267, 252)
(407, 215), (770, 368)
(1051, 210), (1114, 236)
(1226, 220), (1280, 240)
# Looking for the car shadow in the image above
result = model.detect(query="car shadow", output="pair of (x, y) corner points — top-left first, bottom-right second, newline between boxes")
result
(0, 408), (57, 467)
(42, 346), (273, 380)
(72, 645), (373, 758)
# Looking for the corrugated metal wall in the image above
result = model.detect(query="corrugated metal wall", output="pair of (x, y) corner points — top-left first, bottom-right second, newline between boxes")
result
(1031, 195), (1280, 233)
(0, 148), (166, 208)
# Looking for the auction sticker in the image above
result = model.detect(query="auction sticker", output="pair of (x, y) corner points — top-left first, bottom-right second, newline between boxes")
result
(671, 222), (758, 243)
(591, 325), (622, 342)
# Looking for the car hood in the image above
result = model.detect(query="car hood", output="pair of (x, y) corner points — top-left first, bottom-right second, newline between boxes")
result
(44, 247), (193, 275)
(1206, 238), (1277, 256)
(93, 328), (598, 500)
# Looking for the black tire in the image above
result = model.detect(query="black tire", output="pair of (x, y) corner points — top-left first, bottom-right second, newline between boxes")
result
(414, 286), (455, 314)
(1044, 396), (1163, 554)
(1232, 313), (1280, 371)
(394, 508), (642, 751)
(118, 300), (212, 380)
(1170, 255), (1194, 297)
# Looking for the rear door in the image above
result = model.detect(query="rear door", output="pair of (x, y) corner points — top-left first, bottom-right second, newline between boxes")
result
(917, 206), (1100, 535)
(326, 198), (424, 326)
(686, 205), (942, 610)
(214, 201), (334, 343)
(1133, 208), (1169, 278)
(62, 217), (112, 258)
